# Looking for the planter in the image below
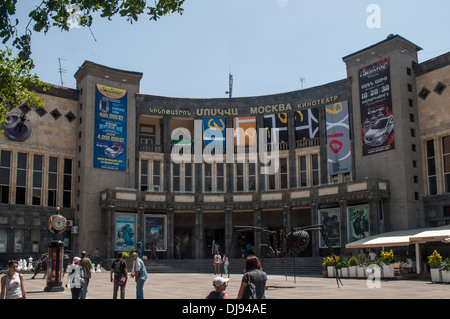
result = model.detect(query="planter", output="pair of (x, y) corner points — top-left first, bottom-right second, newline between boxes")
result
(382, 264), (394, 278)
(441, 270), (450, 283)
(327, 266), (336, 277)
(430, 268), (442, 283)
(349, 266), (358, 277)
(341, 267), (350, 278)
(357, 266), (366, 277)
(322, 270), (328, 278)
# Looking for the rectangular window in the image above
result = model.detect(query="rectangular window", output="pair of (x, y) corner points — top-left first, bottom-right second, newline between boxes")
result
(426, 140), (437, 195)
(185, 163), (192, 192)
(216, 163), (224, 192)
(0, 228), (7, 252)
(312, 154), (320, 186)
(204, 163), (212, 192)
(153, 160), (161, 191)
(48, 156), (58, 207)
(63, 158), (72, 208)
(140, 159), (148, 191)
(236, 163), (244, 192)
(172, 163), (180, 192)
(0, 150), (11, 204)
(443, 136), (450, 193)
(32, 154), (43, 205)
(298, 156), (307, 187)
(280, 158), (288, 189)
(248, 163), (256, 191)
(16, 152), (27, 205)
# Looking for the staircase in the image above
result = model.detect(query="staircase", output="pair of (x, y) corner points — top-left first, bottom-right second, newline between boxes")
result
(104, 257), (323, 276)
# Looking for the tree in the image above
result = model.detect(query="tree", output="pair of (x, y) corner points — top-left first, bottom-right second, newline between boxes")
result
(0, 0), (185, 124)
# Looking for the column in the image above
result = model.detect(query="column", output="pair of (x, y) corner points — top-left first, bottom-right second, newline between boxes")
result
(283, 205), (291, 232)
(195, 208), (203, 259)
(225, 208), (233, 256)
(106, 204), (116, 259)
(310, 202), (319, 257)
(253, 207), (262, 257)
(338, 199), (347, 249)
(167, 207), (174, 259)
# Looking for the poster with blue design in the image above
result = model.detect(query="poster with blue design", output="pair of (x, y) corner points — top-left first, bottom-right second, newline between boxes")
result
(202, 118), (226, 147)
(115, 213), (136, 251)
(94, 84), (127, 171)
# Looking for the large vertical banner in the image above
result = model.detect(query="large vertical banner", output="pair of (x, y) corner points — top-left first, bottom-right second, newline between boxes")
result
(348, 205), (369, 243)
(263, 113), (289, 144)
(115, 213), (136, 251)
(94, 84), (127, 171)
(326, 101), (351, 175)
(294, 108), (319, 141)
(233, 116), (257, 147)
(358, 58), (395, 156)
(202, 118), (226, 148)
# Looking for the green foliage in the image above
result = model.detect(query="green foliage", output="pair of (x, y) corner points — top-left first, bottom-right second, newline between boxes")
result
(348, 256), (358, 267)
(122, 246), (136, 259)
(441, 258), (450, 272)
(358, 249), (367, 266)
(380, 249), (394, 264)
(0, 47), (49, 128)
(427, 250), (442, 268)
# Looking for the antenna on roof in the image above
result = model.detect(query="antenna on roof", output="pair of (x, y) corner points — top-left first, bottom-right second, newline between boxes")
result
(299, 76), (305, 90)
(225, 73), (233, 98)
(58, 57), (67, 86)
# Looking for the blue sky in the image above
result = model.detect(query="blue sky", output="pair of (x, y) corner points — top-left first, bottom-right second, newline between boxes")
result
(6, 0), (450, 98)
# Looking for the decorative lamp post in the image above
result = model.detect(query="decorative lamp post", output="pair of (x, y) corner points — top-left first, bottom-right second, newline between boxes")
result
(44, 207), (67, 292)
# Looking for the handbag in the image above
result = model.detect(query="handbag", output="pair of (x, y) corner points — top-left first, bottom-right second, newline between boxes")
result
(242, 273), (257, 299)
(118, 275), (127, 286)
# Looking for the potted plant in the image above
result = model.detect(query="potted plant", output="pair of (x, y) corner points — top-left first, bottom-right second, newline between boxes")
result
(357, 249), (367, 277)
(348, 256), (358, 277)
(440, 257), (450, 283)
(427, 250), (443, 283)
(322, 258), (329, 277)
(380, 249), (394, 278)
(322, 255), (339, 277)
(341, 258), (350, 278)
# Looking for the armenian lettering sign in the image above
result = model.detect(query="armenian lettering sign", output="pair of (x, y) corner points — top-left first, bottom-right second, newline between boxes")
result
(326, 101), (351, 175)
(358, 58), (395, 156)
(94, 84), (127, 171)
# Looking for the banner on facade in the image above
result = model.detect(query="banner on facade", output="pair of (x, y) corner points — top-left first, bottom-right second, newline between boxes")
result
(115, 213), (136, 251)
(144, 215), (167, 252)
(263, 113), (288, 144)
(326, 101), (351, 175)
(94, 84), (128, 171)
(348, 205), (369, 243)
(233, 116), (257, 146)
(202, 118), (226, 148)
(294, 108), (319, 141)
(358, 58), (395, 156)
(318, 209), (340, 248)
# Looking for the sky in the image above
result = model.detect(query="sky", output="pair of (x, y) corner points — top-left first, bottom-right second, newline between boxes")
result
(5, 0), (450, 99)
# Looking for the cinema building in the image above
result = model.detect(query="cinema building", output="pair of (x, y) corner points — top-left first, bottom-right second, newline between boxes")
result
(0, 34), (449, 263)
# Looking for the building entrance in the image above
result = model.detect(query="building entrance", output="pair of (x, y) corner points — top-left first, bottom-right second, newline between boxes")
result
(205, 229), (225, 259)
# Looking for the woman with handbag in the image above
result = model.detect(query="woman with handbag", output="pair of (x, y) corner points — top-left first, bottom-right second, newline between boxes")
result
(237, 255), (267, 299)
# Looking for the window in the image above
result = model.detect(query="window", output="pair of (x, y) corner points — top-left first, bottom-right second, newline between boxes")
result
(140, 159), (148, 191)
(426, 140), (437, 195)
(16, 152), (27, 205)
(32, 154), (43, 205)
(153, 160), (161, 191)
(410, 114), (415, 122)
(234, 161), (256, 192)
(312, 154), (320, 186)
(140, 159), (162, 192)
(63, 158), (73, 208)
(0, 228), (7, 252)
(297, 154), (320, 187)
(204, 162), (225, 192)
(298, 156), (307, 187)
(48, 156), (58, 207)
(418, 87), (431, 100)
(0, 150), (11, 204)
(434, 82), (446, 95)
(263, 157), (288, 190)
(443, 136), (450, 193)
(172, 162), (193, 192)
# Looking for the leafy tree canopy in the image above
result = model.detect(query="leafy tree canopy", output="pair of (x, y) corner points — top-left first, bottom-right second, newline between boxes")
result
(0, 0), (185, 124)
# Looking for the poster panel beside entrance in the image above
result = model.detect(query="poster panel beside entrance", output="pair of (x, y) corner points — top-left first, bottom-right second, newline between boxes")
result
(318, 209), (341, 248)
(115, 213), (136, 251)
(144, 215), (167, 252)
(358, 58), (395, 156)
(348, 205), (369, 243)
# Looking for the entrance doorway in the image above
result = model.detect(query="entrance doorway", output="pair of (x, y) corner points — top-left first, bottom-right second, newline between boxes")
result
(174, 228), (192, 259)
(205, 229), (225, 259)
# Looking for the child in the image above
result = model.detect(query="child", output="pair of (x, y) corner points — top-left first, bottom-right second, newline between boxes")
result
(206, 277), (229, 299)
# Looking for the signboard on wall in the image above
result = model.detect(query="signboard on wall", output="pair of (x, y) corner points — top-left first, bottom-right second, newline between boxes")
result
(325, 101), (351, 175)
(94, 84), (128, 171)
(348, 205), (369, 243)
(358, 58), (395, 156)
(318, 209), (341, 248)
(115, 213), (136, 251)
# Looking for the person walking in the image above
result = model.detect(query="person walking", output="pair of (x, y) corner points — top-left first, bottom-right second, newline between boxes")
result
(79, 251), (92, 299)
(223, 254), (230, 277)
(213, 251), (222, 275)
(206, 277), (229, 299)
(1, 260), (26, 299)
(110, 251), (128, 299)
(130, 252), (148, 299)
(66, 257), (84, 299)
(237, 255), (267, 299)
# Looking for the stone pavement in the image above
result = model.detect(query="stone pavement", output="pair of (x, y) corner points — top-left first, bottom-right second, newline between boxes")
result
(17, 269), (450, 299)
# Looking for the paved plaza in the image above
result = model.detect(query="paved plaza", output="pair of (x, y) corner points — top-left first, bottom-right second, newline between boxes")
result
(16, 269), (450, 299)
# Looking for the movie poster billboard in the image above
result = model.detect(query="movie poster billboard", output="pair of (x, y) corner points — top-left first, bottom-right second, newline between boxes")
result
(319, 209), (340, 248)
(94, 84), (127, 171)
(358, 58), (395, 156)
(325, 101), (351, 175)
(348, 205), (369, 243)
(144, 215), (167, 251)
(115, 213), (136, 251)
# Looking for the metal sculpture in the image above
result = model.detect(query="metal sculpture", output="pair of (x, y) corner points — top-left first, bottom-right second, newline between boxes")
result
(226, 224), (343, 287)
(31, 253), (70, 279)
